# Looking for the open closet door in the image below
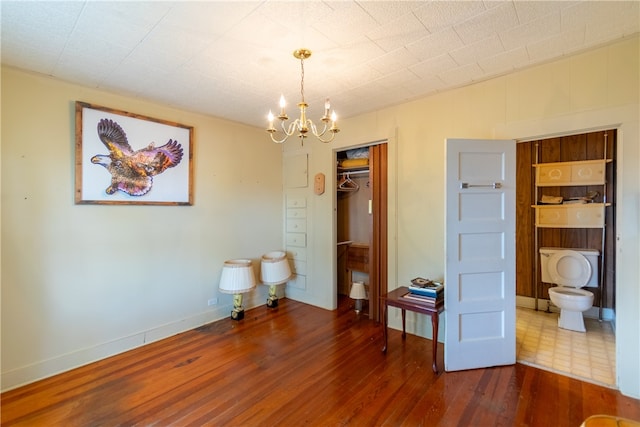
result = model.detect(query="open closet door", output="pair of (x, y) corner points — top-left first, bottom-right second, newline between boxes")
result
(369, 143), (388, 322)
(444, 138), (516, 371)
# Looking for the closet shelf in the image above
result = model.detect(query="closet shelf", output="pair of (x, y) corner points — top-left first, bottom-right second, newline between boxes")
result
(533, 159), (612, 166)
(531, 203), (611, 207)
(533, 159), (611, 186)
(532, 158), (611, 228)
(532, 203), (610, 228)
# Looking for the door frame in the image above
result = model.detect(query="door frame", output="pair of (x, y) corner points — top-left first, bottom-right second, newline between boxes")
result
(496, 109), (635, 394)
(334, 140), (388, 321)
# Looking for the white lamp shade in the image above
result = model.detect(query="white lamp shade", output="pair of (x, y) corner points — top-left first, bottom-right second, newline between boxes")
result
(260, 251), (292, 285)
(349, 281), (367, 300)
(219, 259), (257, 294)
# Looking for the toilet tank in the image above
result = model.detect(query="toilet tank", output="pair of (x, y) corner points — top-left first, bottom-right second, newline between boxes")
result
(539, 247), (600, 287)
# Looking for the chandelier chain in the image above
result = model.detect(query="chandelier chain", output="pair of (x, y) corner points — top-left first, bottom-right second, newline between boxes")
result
(300, 57), (305, 103)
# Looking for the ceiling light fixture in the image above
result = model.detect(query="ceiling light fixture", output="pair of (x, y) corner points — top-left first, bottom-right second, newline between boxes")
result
(267, 48), (339, 144)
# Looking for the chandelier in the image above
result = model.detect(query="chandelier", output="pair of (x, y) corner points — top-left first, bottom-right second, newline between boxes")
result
(267, 48), (339, 144)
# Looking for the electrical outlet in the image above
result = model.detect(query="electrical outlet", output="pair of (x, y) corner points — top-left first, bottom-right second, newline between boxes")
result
(207, 298), (218, 306)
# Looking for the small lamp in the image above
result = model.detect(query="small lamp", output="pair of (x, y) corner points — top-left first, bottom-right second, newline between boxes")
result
(260, 251), (292, 308)
(218, 259), (256, 320)
(349, 281), (367, 314)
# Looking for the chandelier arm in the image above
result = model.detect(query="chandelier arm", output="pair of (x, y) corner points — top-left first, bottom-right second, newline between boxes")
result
(309, 120), (336, 143)
(269, 132), (289, 144)
(316, 132), (337, 144)
(270, 119), (303, 144)
(282, 119), (299, 137)
(310, 120), (330, 138)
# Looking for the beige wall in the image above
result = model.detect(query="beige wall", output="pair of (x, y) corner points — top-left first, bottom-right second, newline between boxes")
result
(1, 68), (285, 390)
(290, 36), (639, 398)
(2, 36), (638, 399)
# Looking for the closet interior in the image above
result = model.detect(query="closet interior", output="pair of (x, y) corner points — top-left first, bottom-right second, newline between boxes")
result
(336, 147), (371, 316)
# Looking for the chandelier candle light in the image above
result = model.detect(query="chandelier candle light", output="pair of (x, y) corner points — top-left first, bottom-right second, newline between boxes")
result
(267, 49), (339, 144)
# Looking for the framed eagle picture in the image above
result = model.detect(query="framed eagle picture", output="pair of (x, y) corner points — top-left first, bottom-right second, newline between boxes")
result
(75, 102), (193, 205)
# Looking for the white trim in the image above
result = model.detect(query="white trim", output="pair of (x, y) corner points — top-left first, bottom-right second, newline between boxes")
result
(330, 130), (398, 314)
(386, 306), (444, 343)
(493, 105), (636, 142)
(516, 295), (615, 321)
(497, 104), (639, 399)
(1, 305), (234, 392)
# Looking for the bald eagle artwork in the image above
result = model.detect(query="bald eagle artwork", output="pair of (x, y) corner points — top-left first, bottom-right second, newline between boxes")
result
(91, 118), (184, 197)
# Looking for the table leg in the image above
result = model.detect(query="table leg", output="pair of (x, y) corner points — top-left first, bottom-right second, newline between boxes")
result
(431, 312), (439, 373)
(382, 302), (388, 353)
(401, 309), (406, 339)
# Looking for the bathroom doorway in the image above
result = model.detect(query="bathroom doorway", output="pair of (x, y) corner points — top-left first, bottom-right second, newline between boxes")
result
(515, 129), (617, 387)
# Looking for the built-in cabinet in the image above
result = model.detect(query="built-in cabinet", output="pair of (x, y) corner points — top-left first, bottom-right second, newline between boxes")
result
(285, 196), (308, 292)
(516, 130), (616, 314)
(283, 152), (310, 295)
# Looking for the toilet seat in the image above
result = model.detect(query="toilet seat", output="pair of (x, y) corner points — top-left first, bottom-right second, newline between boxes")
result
(548, 287), (593, 297)
(548, 250), (591, 288)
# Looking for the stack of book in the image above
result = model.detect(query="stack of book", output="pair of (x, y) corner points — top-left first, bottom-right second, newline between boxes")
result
(403, 278), (444, 305)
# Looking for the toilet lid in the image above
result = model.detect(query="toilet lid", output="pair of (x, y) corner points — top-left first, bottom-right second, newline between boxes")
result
(548, 250), (592, 288)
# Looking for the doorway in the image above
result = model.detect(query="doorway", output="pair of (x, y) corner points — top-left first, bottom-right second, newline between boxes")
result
(336, 142), (387, 321)
(515, 129), (617, 386)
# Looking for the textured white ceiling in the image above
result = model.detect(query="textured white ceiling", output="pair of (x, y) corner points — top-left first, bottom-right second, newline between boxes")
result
(2, 1), (638, 128)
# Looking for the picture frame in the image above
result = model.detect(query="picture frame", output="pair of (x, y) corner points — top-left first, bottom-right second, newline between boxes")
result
(75, 101), (194, 205)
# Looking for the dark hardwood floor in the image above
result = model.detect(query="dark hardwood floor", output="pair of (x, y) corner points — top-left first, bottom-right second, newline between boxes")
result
(2, 296), (639, 426)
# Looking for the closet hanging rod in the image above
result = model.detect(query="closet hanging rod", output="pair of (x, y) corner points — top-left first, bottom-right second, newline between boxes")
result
(338, 170), (369, 176)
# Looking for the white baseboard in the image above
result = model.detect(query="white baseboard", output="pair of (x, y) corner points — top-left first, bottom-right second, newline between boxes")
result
(516, 295), (615, 322)
(383, 296), (616, 345)
(1, 304), (235, 392)
(2, 284), (278, 393)
(386, 307), (444, 342)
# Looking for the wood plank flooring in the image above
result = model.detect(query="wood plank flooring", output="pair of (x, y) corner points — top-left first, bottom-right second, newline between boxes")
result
(2, 297), (639, 426)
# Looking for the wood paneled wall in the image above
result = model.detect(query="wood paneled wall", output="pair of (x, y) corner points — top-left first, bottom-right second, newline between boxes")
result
(515, 130), (616, 308)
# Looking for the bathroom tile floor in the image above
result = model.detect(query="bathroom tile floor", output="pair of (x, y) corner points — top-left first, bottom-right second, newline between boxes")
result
(516, 307), (616, 388)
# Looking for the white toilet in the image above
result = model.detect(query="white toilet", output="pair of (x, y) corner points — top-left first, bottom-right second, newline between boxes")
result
(539, 247), (599, 332)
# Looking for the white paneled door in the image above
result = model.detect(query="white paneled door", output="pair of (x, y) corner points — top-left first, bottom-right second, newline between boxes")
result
(444, 138), (516, 371)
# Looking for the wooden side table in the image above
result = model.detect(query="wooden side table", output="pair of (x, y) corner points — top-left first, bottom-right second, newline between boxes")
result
(380, 286), (444, 373)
